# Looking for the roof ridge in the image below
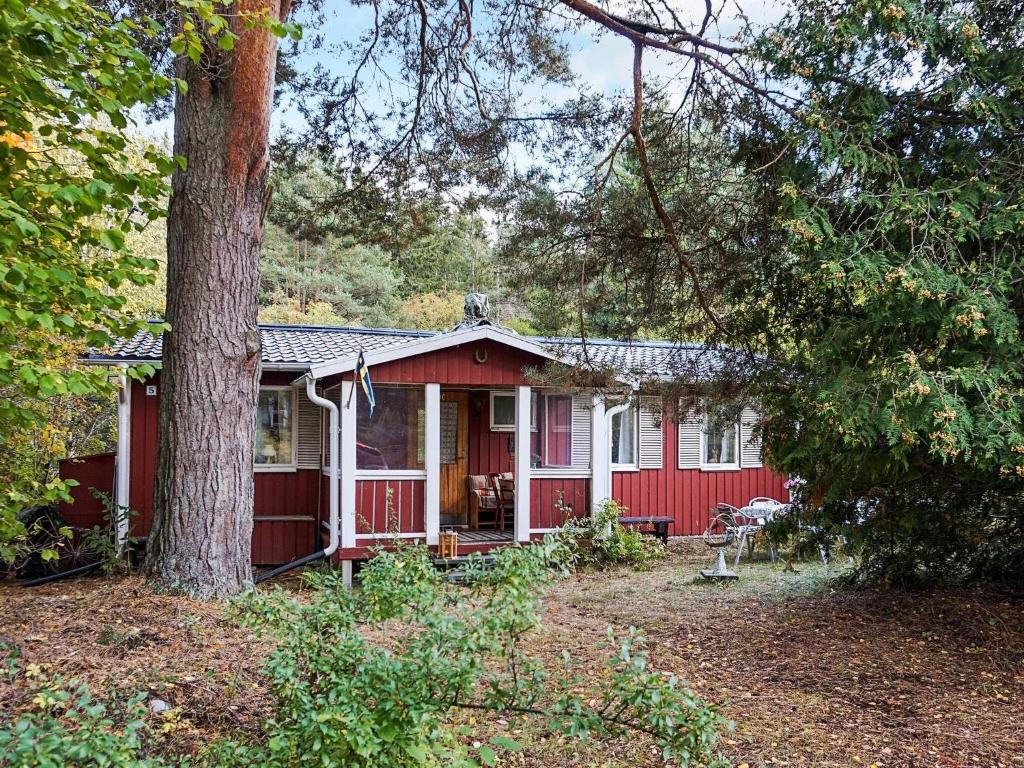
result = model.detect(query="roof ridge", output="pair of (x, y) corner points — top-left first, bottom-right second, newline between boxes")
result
(259, 323), (435, 337)
(532, 335), (706, 349)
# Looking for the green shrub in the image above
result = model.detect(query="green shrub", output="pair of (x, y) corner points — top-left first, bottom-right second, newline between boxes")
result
(0, 680), (168, 767)
(564, 499), (667, 571)
(221, 538), (725, 767)
(0, 539), (726, 767)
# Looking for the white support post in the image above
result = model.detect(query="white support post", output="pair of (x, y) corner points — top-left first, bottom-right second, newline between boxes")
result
(115, 365), (132, 550)
(340, 379), (357, 551)
(424, 383), (441, 546)
(514, 385), (532, 542)
(589, 395), (607, 516)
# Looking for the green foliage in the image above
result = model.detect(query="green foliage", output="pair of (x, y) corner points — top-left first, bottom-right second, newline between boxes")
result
(564, 499), (667, 571)
(260, 223), (403, 327)
(0, 0), (172, 558)
(220, 539), (724, 767)
(0, 541), (725, 766)
(0, 679), (168, 768)
(82, 490), (138, 573)
(734, 0), (1024, 581)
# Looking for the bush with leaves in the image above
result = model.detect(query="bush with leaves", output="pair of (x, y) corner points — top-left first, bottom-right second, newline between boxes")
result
(0, 667), (168, 768)
(213, 537), (723, 767)
(0, 0), (172, 561)
(563, 499), (667, 571)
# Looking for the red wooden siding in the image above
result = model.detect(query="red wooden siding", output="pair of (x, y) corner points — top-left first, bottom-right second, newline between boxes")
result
(467, 390), (515, 476)
(355, 478), (426, 535)
(368, 340), (547, 386)
(128, 378), (159, 532)
(122, 375), (322, 564)
(58, 452), (115, 529)
(611, 416), (787, 536)
(530, 477), (590, 529)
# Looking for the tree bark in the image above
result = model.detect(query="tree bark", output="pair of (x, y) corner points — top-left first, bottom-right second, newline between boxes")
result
(145, 1), (289, 599)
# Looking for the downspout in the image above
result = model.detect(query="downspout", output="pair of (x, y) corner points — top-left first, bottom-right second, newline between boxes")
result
(256, 374), (339, 583)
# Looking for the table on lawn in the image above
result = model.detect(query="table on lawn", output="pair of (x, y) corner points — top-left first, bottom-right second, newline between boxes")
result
(618, 516), (675, 545)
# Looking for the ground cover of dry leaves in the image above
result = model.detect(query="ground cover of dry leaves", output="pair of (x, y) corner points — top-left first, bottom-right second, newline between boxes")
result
(1, 542), (1021, 767)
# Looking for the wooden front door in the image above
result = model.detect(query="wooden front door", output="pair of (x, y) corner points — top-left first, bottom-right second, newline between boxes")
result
(439, 391), (469, 524)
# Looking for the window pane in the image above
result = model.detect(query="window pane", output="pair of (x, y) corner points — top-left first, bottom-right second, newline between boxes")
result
(544, 395), (572, 467)
(492, 394), (515, 428)
(611, 406), (635, 465)
(357, 386), (425, 470)
(255, 389), (294, 465)
(704, 418), (737, 464)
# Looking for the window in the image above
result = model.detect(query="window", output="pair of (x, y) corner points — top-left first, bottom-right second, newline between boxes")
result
(543, 394), (573, 467)
(702, 411), (739, 468)
(255, 388), (295, 467)
(610, 405), (637, 467)
(357, 386), (425, 471)
(489, 391), (538, 432)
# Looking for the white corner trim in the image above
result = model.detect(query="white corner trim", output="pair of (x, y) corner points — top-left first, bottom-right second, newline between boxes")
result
(424, 383), (441, 546)
(114, 365), (131, 549)
(514, 385), (532, 543)
(340, 380), (357, 549)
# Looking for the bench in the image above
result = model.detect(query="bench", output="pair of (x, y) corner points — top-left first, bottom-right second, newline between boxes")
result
(618, 516), (674, 545)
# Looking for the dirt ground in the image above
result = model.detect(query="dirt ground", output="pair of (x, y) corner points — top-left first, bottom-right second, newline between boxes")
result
(1, 543), (1021, 767)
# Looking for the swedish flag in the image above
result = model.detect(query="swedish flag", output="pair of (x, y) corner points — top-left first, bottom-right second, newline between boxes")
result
(355, 350), (375, 416)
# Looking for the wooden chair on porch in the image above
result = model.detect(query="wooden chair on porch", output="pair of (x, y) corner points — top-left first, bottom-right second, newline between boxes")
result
(467, 473), (515, 530)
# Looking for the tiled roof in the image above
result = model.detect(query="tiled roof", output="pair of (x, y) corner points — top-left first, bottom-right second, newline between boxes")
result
(85, 322), (726, 379)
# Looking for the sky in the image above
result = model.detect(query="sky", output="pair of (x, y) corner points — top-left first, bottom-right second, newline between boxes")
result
(140, 0), (788, 148)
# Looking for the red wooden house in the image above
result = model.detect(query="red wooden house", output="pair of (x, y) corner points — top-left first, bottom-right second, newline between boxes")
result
(60, 308), (786, 581)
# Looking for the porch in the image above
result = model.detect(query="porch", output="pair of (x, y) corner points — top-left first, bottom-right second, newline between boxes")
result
(320, 377), (605, 563)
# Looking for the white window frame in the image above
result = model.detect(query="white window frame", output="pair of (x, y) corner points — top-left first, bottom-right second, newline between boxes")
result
(610, 404), (639, 472)
(700, 413), (741, 471)
(490, 390), (537, 432)
(355, 384), (427, 476)
(254, 385), (298, 473)
(542, 393), (573, 468)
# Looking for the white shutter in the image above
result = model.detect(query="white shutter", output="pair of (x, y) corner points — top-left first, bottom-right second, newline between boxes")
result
(740, 406), (763, 468)
(638, 396), (663, 469)
(297, 387), (322, 469)
(678, 404), (702, 469)
(571, 394), (592, 468)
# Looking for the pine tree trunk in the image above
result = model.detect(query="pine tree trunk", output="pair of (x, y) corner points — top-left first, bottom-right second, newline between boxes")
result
(145, 1), (290, 599)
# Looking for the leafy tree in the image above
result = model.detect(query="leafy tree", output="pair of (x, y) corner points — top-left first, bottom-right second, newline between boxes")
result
(393, 290), (465, 330)
(260, 225), (403, 326)
(506, 0), (1024, 583)
(0, 0), (172, 562)
(738, 0), (1024, 583)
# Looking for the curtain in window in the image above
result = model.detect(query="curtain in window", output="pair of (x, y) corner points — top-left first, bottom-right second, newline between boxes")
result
(704, 417), (737, 464)
(611, 406), (636, 465)
(543, 395), (572, 467)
